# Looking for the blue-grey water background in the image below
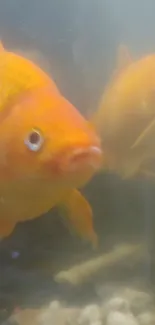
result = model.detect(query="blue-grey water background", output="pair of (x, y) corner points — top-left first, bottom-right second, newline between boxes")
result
(0, 0), (155, 322)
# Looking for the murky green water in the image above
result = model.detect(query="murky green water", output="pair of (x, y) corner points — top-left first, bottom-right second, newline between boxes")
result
(0, 1), (155, 324)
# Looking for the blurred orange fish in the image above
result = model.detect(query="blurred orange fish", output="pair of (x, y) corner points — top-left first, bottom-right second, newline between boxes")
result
(92, 45), (155, 179)
(0, 41), (103, 248)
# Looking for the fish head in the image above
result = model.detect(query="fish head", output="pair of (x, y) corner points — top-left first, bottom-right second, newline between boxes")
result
(0, 87), (103, 186)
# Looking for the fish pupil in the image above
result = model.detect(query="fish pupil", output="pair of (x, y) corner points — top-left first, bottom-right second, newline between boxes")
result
(25, 129), (43, 152)
(29, 131), (40, 144)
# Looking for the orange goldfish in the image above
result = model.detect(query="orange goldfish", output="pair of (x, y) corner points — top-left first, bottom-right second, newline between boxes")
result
(0, 41), (103, 248)
(92, 45), (155, 179)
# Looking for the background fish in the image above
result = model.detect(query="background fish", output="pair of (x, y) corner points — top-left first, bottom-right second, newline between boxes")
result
(0, 41), (103, 248)
(92, 45), (155, 179)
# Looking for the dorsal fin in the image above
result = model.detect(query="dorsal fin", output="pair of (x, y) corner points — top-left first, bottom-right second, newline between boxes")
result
(0, 41), (5, 52)
(90, 45), (133, 125)
(116, 44), (133, 72)
(102, 44), (133, 92)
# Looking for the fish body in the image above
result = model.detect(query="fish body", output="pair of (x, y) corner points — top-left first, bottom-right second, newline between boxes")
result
(92, 45), (155, 178)
(0, 42), (102, 247)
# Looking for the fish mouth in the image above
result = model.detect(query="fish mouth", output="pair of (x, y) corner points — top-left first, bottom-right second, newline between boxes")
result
(59, 146), (103, 174)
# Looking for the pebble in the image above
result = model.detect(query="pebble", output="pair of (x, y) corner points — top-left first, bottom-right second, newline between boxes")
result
(77, 304), (101, 325)
(48, 300), (62, 310)
(103, 296), (130, 313)
(121, 288), (153, 315)
(6, 286), (155, 325)
(137, 311), (155, 325)
(106, 311), (138, 325)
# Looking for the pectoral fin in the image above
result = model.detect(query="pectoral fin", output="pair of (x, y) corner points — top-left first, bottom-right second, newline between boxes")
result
(59, 189), (98, 249)
(116, 45), (133, 72)
(110, 45), (133, 84)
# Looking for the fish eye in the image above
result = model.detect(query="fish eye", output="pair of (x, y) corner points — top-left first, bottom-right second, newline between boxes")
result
(25, 128), (44, 152)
